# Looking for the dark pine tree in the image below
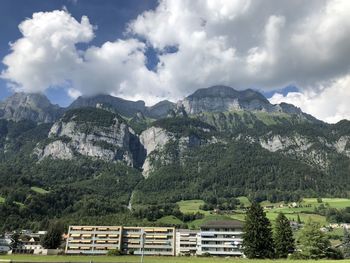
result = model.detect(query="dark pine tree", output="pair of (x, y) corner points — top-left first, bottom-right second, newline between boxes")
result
(274, 212), (295, 258)
(343, 227), (350, 258)
(242, 202), (275, 258)
(41, 221), (64, 249)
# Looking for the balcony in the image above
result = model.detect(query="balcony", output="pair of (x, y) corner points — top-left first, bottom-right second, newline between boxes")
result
(200, 231), (243, 236)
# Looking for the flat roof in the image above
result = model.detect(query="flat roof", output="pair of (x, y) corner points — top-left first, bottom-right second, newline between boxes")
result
(200, 220), (243, 228)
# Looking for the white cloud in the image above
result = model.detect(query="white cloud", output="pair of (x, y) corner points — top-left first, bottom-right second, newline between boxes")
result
(2, 10), (94, 93)
(2, 1), (350, 122)
(269, 75), (350, 123)
(1, 10), (163, 105)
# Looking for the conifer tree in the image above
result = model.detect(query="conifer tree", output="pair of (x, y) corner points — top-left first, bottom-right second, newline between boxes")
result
(342, 227), (350, 258)
(41, 221), (64, 249)
(274, 212), (295, 258)
(242, 202), (275, 258)
(297, 219), (330, 259)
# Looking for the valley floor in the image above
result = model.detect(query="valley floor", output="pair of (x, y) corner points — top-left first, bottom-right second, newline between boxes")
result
(2, 255), (350, 263)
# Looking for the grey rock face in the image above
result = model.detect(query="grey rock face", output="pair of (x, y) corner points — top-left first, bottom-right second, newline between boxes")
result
(139, 127), (173, 177)
(36, 113), (146, 167)
(179, 86), (313, 121)
(69, 95), (146, 118)
(146, 100), (175, 119)
(0, 92), (63, 123)
(180, 86), (271, 114)
(139, 126), (211, 178)
(69, 95), (175, 119)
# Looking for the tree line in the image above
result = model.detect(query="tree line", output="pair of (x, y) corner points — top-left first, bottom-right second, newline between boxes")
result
(243, 202), (345, 259)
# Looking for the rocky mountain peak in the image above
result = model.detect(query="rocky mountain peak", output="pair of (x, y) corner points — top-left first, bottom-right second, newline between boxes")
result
(68, 94), (147, 118)
(0, 92), (63, 123)
(188, 85), (240, 99)
(181, 86), (273, 114)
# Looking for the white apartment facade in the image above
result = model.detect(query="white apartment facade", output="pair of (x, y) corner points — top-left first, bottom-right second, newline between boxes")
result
(65, 226), (122, 255)
(65, 221), (244, 257)
(197, 220), (244, 256)
(175, 229), (199, 256)
(65, 225), (175, 256)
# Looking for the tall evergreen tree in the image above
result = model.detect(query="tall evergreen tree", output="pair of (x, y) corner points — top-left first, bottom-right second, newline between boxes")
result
(274, 212), (295, 258)
(342, 227), (350, 258)
(296, 219), (330, 259)
(41, 221), (64, 249)
(242, 202), (275, 258)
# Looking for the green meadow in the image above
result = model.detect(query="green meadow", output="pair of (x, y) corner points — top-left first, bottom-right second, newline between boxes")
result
(2, 255), (350, 263)
(176, 197), (350, 229)
(30, 186), (50, 194)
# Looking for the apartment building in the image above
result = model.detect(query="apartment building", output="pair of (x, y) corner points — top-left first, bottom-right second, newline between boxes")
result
(65, 225), (175, 256)
(65, 226), (122, 255)
(122, 226), (175, 256)
(197, 220), (244, 256)
(175, 229), (199, 256)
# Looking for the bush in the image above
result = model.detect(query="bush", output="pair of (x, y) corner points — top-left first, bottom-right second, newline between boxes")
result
(107, 249), (122, 256)
(325, 247), (344, 259)
(199, 252), (211, 257)
(289, 252), (307, 260)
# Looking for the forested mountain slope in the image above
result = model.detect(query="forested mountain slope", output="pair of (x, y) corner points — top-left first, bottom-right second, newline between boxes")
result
(0, 86), (350, 230)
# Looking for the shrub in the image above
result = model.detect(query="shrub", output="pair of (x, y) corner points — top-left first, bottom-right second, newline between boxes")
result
(107, 249), (122, 256)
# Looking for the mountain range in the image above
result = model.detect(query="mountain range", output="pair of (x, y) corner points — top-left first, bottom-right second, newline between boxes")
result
(0, 85), (314, 123)
(0, 85), (349, 230)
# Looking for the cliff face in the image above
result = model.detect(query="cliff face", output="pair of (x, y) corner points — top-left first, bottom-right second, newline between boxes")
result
(68, 94), (146, 118)
(139, 123), (213, 178)
(179, 86), (312, 121)
(0, 92), (63, 123)
(35, 108), (146, 168)
(69, 95), (175, 119)
(3, 86), (348, 184)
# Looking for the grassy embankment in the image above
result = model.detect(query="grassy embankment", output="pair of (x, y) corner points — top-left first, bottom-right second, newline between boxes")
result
(2, 255), (350, 263)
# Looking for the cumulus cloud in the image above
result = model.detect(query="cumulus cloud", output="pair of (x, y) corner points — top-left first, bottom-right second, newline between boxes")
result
(1, 10), (163, 105)
(269, 76), (350, 123)
(2, 10), (94, 93)
(2, 0), (350, 122)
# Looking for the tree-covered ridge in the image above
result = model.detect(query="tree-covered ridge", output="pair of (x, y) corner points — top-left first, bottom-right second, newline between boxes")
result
(152, 116), (216, 138)
(0, 156), (143, 230)
(134, 139), (344, 205)
(61, 107), (125, 126)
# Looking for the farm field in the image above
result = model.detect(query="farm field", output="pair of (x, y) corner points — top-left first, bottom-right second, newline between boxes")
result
(177, 200), (210, 215)
(177, 197), (350, 230)
(2, 255), (350, 263)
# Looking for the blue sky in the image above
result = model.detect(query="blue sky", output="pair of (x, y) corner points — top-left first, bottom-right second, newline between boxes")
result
(0, 0), (157, 106)
(1, 0), (350, 123)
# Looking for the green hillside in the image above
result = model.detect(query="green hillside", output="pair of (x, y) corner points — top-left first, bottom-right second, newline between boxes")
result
(1, 106), (350, 231)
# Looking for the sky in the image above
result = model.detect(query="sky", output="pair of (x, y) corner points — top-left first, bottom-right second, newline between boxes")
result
(1, 0), (350, 123)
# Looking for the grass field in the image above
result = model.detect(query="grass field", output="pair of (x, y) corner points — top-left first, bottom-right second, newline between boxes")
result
(31, 186), (50, 194)
(302, 198), (350, 209)
(177, 200), (210, 215)
(0, 196), (4, 203)
(2, 255), (350, 263)
(237, 196), (251, 207)
(176, 197), (350, 230)
(157, 215), (183, 225)
(188, 214), (236, 229)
